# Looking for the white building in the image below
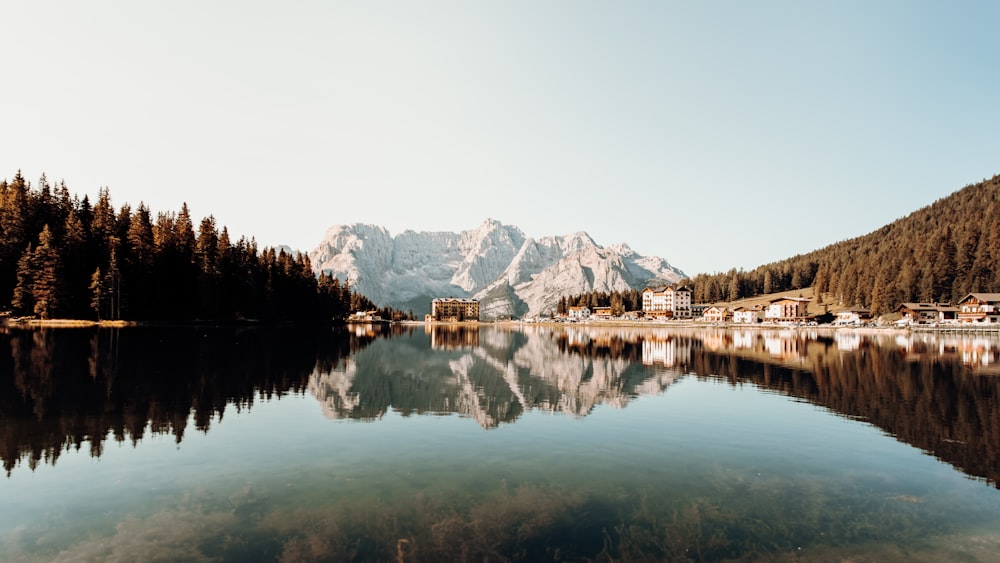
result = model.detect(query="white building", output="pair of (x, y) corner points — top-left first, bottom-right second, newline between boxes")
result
(833, 307), (873, 325)
(733, 307), (761, 324)
(642, 285), (693, 318)
(957, 293), (1000, 324)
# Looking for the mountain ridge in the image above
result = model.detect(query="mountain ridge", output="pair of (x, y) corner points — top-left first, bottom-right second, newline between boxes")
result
(309, 218), (685, 319)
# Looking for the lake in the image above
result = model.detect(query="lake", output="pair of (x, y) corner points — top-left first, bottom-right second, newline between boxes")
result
(1, 323), (999, 562)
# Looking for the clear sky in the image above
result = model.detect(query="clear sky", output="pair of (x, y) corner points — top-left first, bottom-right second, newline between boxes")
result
(3, 1), (998, 277)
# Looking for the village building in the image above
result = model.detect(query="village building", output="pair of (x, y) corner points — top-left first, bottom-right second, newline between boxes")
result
(833, 306), (873, 326)
(764, 297), (811, 323)
(702, 306), (733, 323)
(593, 306), (613, 319)
(568, 306), (591, 320)
(957, 293), (1000, 324)
(349, 310), (383, 322)
(641, 285), (693, 318)
(897, 302), (958, 325)
(430, 298), (480, 322)
(732, 306), (761, 324)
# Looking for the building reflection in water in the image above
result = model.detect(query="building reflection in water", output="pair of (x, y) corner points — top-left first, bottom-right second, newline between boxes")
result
(895, 332), (1000, 374)
(427, 324), (479, 349)
(641, 335), (691, 369)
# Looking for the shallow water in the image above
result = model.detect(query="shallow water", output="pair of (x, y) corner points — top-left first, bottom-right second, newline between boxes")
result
(1, 324), (999, 561)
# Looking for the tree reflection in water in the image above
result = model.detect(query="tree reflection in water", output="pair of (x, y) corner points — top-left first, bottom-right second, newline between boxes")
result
(2, 324), (999, 488)
(0, 324), (368, 475)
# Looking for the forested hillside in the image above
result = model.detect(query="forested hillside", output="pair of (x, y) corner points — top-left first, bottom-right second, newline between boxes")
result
(690, 174), (1000, 314)
(0, 171), (380, 322)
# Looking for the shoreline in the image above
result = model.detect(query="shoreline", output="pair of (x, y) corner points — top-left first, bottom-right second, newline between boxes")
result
(423, 318), (1000, 334)
(4, 317), (998, 334)
(0, 318), (137, 328)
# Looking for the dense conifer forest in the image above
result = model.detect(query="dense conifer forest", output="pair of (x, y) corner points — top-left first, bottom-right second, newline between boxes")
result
(558, 175), (1000, 317)
(0, 171), (397, 322)
(688, 174), (1000, 313)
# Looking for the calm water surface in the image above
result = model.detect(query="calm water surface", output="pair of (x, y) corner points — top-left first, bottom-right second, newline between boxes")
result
(1, 324), (999, 562)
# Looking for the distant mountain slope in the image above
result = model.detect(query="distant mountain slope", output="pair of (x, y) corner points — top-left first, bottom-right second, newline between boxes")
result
(309, 219), (686, 319)
(691, 174), (1000, 313)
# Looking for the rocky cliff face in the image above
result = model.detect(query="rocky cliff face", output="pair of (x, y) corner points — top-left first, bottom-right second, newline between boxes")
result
(309, 219), (685, 319)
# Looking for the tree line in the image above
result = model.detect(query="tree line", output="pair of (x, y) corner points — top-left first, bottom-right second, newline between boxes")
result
(555, 288), (645, 317)
(688, 174), (1000, 314)
(0, 171), (396, 322)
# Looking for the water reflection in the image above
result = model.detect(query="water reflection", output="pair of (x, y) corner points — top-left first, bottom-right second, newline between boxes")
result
(311, 326), (679, 427)
(3, 324), (1000, 489)
(0, 325), (368, 476)
(319, 325), (1000, 487)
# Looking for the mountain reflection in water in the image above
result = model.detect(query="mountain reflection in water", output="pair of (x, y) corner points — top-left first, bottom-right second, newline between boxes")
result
(1, 324), (999, 488)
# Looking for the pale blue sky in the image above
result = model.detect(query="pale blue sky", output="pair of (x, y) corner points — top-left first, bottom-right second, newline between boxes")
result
(3, 1), (998, 276)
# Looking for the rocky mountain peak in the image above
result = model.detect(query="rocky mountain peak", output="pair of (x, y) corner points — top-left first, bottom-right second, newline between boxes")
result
(308, 220), (685, 319)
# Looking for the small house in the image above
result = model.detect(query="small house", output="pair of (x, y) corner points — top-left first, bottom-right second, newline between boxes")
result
(732, 306), (761, 324)
(897, 302), (958, 325)
(957, 293), (1000, 324)
(703, 306), (732, 323)
(834, 307), (873, 326)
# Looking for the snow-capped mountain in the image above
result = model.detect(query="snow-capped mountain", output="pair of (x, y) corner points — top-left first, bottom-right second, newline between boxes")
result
(308, 219), (686, 319)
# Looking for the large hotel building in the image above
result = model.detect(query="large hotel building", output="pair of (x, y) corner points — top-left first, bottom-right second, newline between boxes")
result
(429, 298), (480, 322)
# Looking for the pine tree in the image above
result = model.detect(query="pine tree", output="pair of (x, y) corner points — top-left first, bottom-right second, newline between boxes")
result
(175, 203), (196, 257)
(791, 265), (804, 289)
(870, 266), (890, 315)
(60, 210), (89, 317)
(103, 246), (122, 320)
(121, 204), (154, 316)
(196, 216), (219, 273)
(90, 267), (104, 320)
(610, 292), (624, 317)
(838, 262), (859, 306)
(90, 187), (115, 245)
(30, 225), (63, 319)
(11, 244), (35, 314)
(195, 215), (221, 317)
(934, 228), (957, 302)
(0, 172), (31, 304)
(727, 269), (742, 301)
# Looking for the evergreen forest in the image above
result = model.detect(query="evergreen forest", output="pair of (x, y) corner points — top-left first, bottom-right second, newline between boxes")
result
(0, 171), (392, 322)
(688, 174), (1000, 313)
